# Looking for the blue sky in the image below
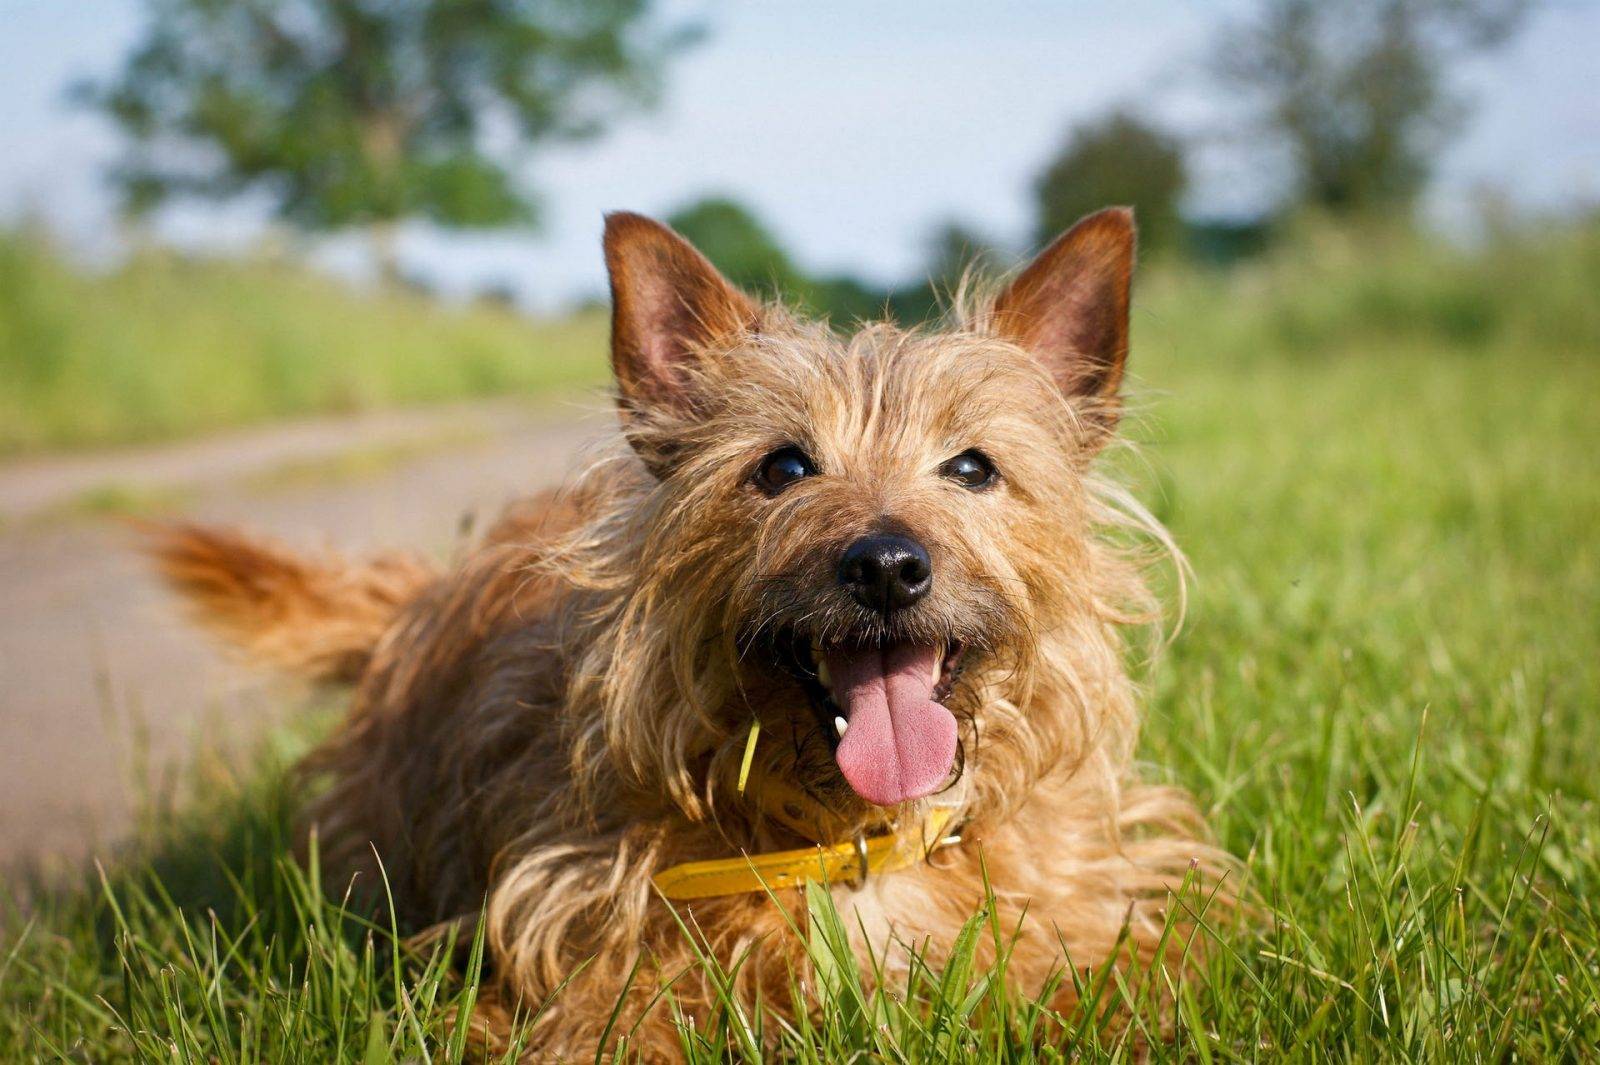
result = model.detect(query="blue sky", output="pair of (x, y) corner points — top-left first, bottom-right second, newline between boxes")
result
(1, 0), (1597, 308)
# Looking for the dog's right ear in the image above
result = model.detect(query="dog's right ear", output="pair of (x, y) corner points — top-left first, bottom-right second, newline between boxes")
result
(603, 212), (756, 468)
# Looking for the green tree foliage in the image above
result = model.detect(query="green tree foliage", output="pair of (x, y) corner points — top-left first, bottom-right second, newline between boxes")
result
(922, 219), (1008, 289)
(874, 219), (1008, 324)
(667, 198), (1010, 326)
(665, 196), (809, 299)
(1033, 112), (1187, 256)
(667, 196), (889, 324)
(85, 0), (697, 251)
(1216, 0), (1529, 214)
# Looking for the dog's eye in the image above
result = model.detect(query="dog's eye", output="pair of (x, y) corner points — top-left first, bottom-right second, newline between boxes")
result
(754, 446), (818, 495)
(940, 449), (997, 490)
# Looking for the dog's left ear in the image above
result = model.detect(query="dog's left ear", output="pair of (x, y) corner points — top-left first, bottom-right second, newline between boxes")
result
(992, 207), (1135, 444)
(603, 212), (756, 467)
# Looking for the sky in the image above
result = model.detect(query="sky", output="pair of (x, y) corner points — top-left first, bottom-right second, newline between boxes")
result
(1, 0), (1597, 309)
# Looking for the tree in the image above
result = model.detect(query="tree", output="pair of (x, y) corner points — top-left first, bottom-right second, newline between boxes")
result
(664, 196), (808, 299)
(665, 196), (886, 323)
(85, 0), (697, 278)
(922, 219), (1007, 289)
(1032, 112), (1187, 257)
(1215, 0), (1529, 214)
(664, 198), (1000, 327)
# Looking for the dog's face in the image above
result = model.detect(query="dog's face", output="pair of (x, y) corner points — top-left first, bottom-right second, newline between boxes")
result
(602, 210), (1135, 814)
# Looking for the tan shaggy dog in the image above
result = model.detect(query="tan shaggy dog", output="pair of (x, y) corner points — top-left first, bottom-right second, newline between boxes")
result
(151, 207), (1229, 1059)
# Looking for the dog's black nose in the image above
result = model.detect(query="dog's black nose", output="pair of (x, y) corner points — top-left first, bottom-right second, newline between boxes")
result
(838, 534), (932, 612)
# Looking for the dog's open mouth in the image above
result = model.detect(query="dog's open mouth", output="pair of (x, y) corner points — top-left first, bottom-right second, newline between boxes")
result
(787, 636), (967, 806)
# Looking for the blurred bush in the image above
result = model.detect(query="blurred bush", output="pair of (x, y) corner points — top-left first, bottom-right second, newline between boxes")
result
(666, 196), (900, 324)
(665, 197), (810, 298)
(1033, 111), (1188, 258)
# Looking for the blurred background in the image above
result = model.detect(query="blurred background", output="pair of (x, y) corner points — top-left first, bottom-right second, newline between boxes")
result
(0, 0), (1596, 867)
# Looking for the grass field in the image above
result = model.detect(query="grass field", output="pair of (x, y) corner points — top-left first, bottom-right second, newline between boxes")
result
(3, 220), (1598, 1060)
(0, 227), (608, 455)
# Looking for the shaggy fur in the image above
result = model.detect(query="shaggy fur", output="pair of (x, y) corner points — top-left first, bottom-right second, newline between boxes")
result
(150, 207), (1230, 1060)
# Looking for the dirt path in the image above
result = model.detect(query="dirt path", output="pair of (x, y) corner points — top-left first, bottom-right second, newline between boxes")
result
(0, 400), (605, 868)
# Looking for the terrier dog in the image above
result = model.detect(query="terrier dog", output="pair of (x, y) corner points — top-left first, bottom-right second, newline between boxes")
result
(152, 207), (1225, 1058)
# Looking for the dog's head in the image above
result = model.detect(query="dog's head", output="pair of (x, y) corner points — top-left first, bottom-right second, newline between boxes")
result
(592, 209), (1151, 823)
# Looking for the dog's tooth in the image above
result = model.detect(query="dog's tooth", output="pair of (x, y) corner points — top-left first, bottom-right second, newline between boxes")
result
(817, 660), (831, 688)
(834, 715), (849, 737)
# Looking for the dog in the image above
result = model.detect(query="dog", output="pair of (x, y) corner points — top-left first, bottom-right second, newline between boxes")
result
(151, 207), (1228, 1058)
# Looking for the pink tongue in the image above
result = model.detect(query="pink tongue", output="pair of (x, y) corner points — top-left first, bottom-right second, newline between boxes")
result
(825, 643), (957, 806)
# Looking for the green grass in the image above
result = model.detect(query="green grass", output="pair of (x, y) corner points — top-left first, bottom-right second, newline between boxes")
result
(0, 227), (608, 455)
(3, 220), (1598, 1060)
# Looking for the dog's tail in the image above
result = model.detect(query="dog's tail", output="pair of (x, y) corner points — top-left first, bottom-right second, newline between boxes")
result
(143, 522), (437, 685)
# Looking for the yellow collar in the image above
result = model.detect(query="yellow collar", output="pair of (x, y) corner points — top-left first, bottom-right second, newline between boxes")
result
(652, 806), (960, 901)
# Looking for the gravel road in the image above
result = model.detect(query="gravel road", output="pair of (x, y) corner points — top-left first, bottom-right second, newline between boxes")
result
(0, 400), (604, 868)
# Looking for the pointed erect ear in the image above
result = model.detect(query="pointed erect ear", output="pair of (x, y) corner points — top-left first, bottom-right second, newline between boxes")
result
(603, 212), (757, 429)
(992, 207), (1136, 440)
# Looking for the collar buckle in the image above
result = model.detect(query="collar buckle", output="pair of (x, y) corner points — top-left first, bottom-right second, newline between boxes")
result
(851, 832), (871, 885)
